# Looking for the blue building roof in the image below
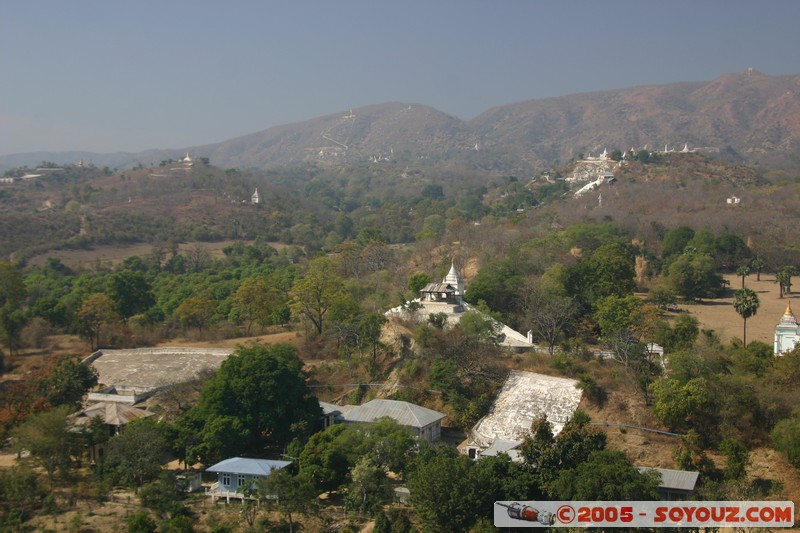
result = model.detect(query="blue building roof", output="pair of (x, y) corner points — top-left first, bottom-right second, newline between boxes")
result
(206, 457), (292, 476)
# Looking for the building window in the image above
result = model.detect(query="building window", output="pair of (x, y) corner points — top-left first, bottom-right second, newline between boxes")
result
(221, 473), (230, 486)
(238, 474), (246, 487)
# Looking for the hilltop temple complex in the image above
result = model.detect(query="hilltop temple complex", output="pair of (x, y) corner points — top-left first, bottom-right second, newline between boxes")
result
(386, 262), (533, 350)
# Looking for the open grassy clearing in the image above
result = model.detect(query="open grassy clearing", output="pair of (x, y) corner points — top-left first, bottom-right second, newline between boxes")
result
(683, 273), (795, 346)
(25, 240), (291, 270)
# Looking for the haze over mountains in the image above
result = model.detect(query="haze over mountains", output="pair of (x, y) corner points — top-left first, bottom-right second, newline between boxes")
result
(4, 70), (800, 174)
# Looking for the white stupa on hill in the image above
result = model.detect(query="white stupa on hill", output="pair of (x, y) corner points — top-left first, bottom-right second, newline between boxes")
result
(385, 261), (533, 349)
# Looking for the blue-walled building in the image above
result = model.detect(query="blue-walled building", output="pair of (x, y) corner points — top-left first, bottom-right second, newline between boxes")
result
(206, 457), (291, 503)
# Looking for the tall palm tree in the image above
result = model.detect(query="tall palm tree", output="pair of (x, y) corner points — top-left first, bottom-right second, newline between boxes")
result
(750, 257), (766, 281)
(776, 266), (797, 298)
(733, 288), (760, 347)
(736, 265), (751, 288)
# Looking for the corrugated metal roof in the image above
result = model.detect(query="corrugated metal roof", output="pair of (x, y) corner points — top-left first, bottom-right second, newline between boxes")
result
(343, 399), (445, 428)
(480, 439), (522, 457)
(207, 457), (292, 476)
(479, 439), (524, 462)
(319, 401), (343, 416)
(420, 283), (456, 293)
(637, 467), (699, 491)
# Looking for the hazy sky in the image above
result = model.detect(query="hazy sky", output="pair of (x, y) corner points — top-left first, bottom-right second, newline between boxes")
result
(2, 1), (799, 156)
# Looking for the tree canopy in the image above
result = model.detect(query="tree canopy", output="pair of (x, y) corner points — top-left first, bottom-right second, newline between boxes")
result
(180, 344), (321, 464)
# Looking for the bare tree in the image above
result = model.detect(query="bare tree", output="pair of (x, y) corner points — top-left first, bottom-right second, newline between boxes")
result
(604, 329), (660, 405)
(186, 244), (211, 273)
(520, 280), (577, 354)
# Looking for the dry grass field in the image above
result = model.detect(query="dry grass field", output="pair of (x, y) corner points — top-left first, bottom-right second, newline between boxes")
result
(25, 240), (290, 270)
(683, 273), (795, 346)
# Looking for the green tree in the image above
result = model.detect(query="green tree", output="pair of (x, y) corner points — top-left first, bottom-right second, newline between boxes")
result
(772, 414), (800, 467)
(160, 515), (194, 533)
(108, 270), (155, 320)
(666, 314), (700, 352)
(685, 228), (717, 257)
(457, 310), (499, 342)
(567, 243), (635, 305)
(362, 418), (419, 477)
(127, 512), (157, 533)
(464, 258), (525, 315)
(297, 423), (360, 492)
(736, 265), (751, 288)
(173, 296), (216, 334)
(180, 415), (249, 467)
(776, 266), (797, 298)
(674, 429), (716, 474)
(549, 450), (660, 500)
(417, 214), (446, 240)
(408, 273), (433, 295)
(719, 437), (749, 481)
(564, 222), (627, 253)
(733, 287), (760, 347)
(289, 256), (346, 336)
(39, 355), (99, 408)
(649, 286), (678, 310)
(0, 262), (25, 310)
(651, 377), (718, 436)
(750, 257), (766, 281)
(463, 453), (539, 514)
(104, 418), (171, 487)
(11, 405), (76, 483)
(346, 455), (392, 515)
(665, 252), (724, 301)
(521, 280), (576, 355)
(357, 312), (387, 376)
(78, 293), (119, 350)
(0, 261), (26, 357)
(231, 277), (287, 334)
(181, 344), (321, 464)
(593, 294), (644, 337)
(259, 468), (317, 533)
(519, 411), (607, 491)
(577, 373), (607, 406)
(662, 226), (695, 258)
(0, 309), (26, 360)
(421, 184), (444, 199)
(407, 447), (479, 533)
(732, 340), (774, 377)
(0, 465), (46, 526)
(138, 471), (187, 519)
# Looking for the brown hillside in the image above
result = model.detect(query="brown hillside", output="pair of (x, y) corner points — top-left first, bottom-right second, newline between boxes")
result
(5, 71), (800, 175)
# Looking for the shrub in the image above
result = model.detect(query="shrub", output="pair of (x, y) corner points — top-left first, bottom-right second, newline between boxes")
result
(127, 512), (157, 533)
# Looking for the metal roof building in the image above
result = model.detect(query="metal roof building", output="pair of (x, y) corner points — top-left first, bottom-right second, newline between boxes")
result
(207, 457), (292, 476)
(206, 457), (292, 503)
(72, 401), (155, 434)
(325, 399), (446, 443)
(637, 467), (699, 500)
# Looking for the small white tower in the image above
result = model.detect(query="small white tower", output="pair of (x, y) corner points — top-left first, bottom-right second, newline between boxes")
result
(775, 302), (800, 355)
(442, 261), (465, 303)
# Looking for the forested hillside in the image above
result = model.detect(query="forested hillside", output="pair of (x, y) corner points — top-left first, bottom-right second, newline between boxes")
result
(2, 149), (800, 531)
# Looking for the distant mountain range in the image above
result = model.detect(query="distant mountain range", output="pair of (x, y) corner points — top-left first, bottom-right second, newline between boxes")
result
(4, 70), (800, 174)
